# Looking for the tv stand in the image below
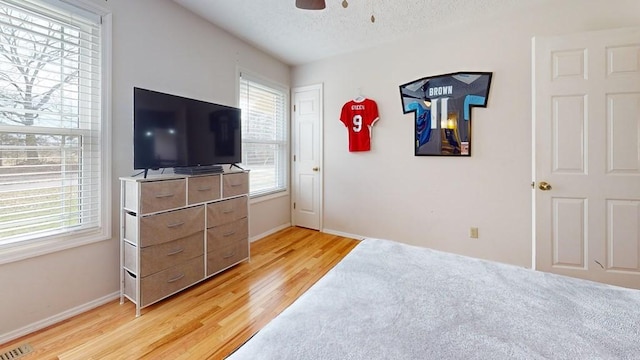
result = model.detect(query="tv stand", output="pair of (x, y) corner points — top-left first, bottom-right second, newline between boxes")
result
(132, 168), (155, 179)
(120, 171), (250, 316)
(229, 163), (244, 171)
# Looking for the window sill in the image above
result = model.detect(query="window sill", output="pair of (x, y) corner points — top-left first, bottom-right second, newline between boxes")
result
(249, 189), (289, 205)
(0, 228), (111, 265)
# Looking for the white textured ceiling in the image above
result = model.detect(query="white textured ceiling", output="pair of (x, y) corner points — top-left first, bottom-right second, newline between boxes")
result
(173, 0), (547, 65)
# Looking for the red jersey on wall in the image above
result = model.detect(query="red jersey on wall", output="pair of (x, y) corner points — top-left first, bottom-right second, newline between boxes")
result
(340, 98), (379, 152)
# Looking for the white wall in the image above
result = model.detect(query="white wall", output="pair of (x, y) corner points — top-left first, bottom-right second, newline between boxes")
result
(0, 0), (290, 342)
(292, 0), (640, 267)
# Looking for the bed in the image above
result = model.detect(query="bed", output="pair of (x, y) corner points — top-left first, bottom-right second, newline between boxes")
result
(226, 238), (640, 359)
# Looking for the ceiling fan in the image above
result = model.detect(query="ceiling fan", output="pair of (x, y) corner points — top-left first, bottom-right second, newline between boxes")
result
(296, 0), (349, 10)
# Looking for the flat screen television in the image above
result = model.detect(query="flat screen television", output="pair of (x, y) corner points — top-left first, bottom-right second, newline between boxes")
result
(133, 87), (242, 176)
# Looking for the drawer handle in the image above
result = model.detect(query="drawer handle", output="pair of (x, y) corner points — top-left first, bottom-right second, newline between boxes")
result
(223, 251), (236, 259)
(197, 186), (211, 191)
(155, 193), (175, 199)
(166, 221), (185, 228)
(223, 231), (236, 237)
(230, 183), (242, 187)
(167, 248), (184, 256)
(222, 209), (234, 214)
(167, 273), (185, 283)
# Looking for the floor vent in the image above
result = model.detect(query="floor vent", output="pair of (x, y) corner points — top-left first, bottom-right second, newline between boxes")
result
(0, 344), (33, 360)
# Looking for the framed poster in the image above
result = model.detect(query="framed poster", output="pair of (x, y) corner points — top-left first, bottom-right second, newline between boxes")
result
(399, 72), (492, 156)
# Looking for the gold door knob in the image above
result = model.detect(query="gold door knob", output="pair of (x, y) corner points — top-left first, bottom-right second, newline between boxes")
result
(312, 167), (319, 172)
(538, 181), (552, 191)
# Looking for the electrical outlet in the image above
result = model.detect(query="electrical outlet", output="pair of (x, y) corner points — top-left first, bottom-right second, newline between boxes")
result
(469, 227), (479, 239)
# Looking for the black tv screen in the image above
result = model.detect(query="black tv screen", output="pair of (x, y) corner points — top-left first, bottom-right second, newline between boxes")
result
(133, 87), (242, 171)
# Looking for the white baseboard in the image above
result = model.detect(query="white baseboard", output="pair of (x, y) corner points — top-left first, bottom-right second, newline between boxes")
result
(250, 225), (365, 243)
(0, 291), (120, 345)
(250, 223), (292, 242)
(321, 228), (366, 241)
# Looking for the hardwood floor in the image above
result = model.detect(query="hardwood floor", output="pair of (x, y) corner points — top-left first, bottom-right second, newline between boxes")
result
(0, 227), (359, 360)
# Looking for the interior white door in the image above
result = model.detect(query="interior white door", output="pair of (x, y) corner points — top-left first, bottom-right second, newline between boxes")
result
(292, 84), (323, 230)
(533, 27), (640, 289)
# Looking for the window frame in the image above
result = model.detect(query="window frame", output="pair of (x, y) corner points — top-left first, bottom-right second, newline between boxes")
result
(0, 0), (111, 265)
(237, 69), (289, 199)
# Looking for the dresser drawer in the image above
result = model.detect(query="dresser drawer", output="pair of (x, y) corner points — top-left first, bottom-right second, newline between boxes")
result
(207, 218), (248, 251)
(140, 255), (204, 307)
(138, 231), (204, 277)
(207, 196), (247, 227)
(139, 206), (204, 247)
(123, 241), (137, 272)
(207, 241), (249, 276)
(188, 175), (221, 204)
(123, 270), (136, 302)
(222, 172), (248, 198)
(140, 179), (186, 214)
(124, 212), (139, 244)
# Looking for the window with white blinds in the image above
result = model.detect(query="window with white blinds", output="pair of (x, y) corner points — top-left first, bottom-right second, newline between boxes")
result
(0, 0), (105, 247)
(239, 73), (288, 197)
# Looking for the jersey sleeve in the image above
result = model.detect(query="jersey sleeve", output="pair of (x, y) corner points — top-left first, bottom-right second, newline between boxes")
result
(367, 99), (380, 127)
(463, 74), (492, 121)
(340, 102), (351, 127)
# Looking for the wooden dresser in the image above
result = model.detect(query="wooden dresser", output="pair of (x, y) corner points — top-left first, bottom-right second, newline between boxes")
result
(120, 171), (249, 316)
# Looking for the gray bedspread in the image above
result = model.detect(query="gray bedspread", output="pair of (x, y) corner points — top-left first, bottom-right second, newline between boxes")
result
(227, 238), (640, 359)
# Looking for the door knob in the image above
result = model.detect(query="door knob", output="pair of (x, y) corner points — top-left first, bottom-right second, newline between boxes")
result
(538, 181), (552, 191)
(312, 167), (319, 172)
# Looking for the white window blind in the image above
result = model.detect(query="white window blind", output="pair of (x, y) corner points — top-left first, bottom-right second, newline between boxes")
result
(239, 73), (288, 197)
(0, 0), (103, 245)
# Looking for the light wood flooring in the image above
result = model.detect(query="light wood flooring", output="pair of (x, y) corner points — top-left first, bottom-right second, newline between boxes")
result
(0, 227), (359, 360)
